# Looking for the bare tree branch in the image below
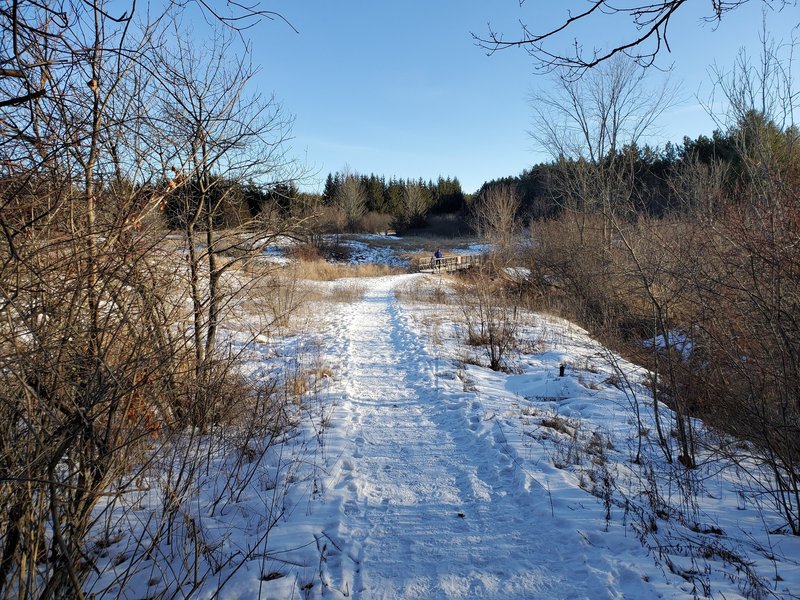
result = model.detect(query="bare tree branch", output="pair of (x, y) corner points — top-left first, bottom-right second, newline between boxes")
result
(171, 0), (298, 33)
(474, 0), (793, 73)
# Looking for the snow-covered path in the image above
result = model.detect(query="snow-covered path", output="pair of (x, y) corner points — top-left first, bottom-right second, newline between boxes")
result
(316, 275), (652, 599)
(81, 266), (800, 599)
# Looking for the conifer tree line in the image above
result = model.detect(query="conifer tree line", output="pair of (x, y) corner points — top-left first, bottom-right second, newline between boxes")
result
(159, 172), (467, 233)
(165, 114), (789, 236)
(320, 172), (467, 216)
(476, 117), (794, 224)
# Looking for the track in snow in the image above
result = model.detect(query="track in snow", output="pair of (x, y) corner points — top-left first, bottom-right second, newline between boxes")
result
(316, 275), (646, 599)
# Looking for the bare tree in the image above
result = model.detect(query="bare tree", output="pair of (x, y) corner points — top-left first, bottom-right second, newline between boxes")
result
(679, 31), (800, 530)
(401, 182), (430, 229)
(0, 3), (181, 597)
(709, 18), (799, 131)
(150, 25), (301, 420)
(471, 184), (520, 267)
(531, 56), (677, 245)
(0, 3), (305, 598)
(335, 171), (367, 231)
(166, 0), (296, 33)
(526, 56), (695, 465)
(531, 56), (676, 163)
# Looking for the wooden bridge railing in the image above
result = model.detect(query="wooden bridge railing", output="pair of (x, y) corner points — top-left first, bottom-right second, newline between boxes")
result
(417, 254), (483, 273)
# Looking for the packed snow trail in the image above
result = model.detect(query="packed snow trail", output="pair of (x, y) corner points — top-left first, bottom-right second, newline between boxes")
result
(316, 275), (655, 599)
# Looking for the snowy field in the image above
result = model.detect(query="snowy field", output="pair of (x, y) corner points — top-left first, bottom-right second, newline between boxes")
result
(262, 233), (488, 268)
(88, 268), (800, 599)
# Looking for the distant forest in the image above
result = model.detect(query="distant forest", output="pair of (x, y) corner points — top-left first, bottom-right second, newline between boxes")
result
(163, 173), (467, 233)
(476, 118), (779, 222)
(319, 173), (467, 216)
(161, 110), (793, 236)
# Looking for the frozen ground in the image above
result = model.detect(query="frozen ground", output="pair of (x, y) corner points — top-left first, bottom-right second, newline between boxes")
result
(338, 238), (410, 267)
(90, 273), (800, 599)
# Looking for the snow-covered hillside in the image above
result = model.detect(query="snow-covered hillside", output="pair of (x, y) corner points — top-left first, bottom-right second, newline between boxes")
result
(90, 272), (800, 599)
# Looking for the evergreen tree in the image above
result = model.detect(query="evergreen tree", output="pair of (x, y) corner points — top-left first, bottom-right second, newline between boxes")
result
(385, 178), (406, 215)
(242, 181), (270, 216)
(364, 174), (387, 213)
(267, 182), (299, 214)
(431, 176), (466, 213)
(322, 173), (337, 204)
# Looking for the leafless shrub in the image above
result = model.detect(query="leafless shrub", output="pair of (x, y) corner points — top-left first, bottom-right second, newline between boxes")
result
(0, 3), (308, 597)
(470, 184), (521, 268)
(455, 268), (521, 372)
(0, 225), (185, 596)
(526, 216), (628, 329)
(358, 211), (393, 234)
(290, 242), (327, 262)
(238, 267), (306, 331)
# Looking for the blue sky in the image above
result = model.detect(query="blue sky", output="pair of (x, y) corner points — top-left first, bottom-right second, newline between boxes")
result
(250, 1), (798, 193)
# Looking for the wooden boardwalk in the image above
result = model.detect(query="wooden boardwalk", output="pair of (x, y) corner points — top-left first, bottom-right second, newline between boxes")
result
(417, 254), (483, 274)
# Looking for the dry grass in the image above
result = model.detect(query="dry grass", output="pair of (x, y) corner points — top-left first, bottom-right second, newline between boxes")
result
(288, 242), (327, 262)
(540, 415), (575, 436)
(326, 282), (368, 303)
(394, 279), (452, 305)
(286, 366), (334, 398)
(290, 258), (404, 281)
(221, 255), (399, 338)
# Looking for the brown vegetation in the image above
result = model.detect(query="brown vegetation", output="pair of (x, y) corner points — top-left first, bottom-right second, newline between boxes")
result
(520, 122), (800, 532)
(288, 259), (403, 281)
(454, 267), (522, 372)
(0, 3), (309, 598)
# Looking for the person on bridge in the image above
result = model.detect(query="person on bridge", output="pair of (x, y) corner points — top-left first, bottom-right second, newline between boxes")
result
(430, 248), (444, 272)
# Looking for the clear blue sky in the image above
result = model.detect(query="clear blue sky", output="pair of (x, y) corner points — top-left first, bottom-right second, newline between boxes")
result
(249, 1), (798, 193)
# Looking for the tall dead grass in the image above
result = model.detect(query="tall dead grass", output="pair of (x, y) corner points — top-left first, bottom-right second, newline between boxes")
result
(394, 279), (452, 305)
(289, 258), (403, 281)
